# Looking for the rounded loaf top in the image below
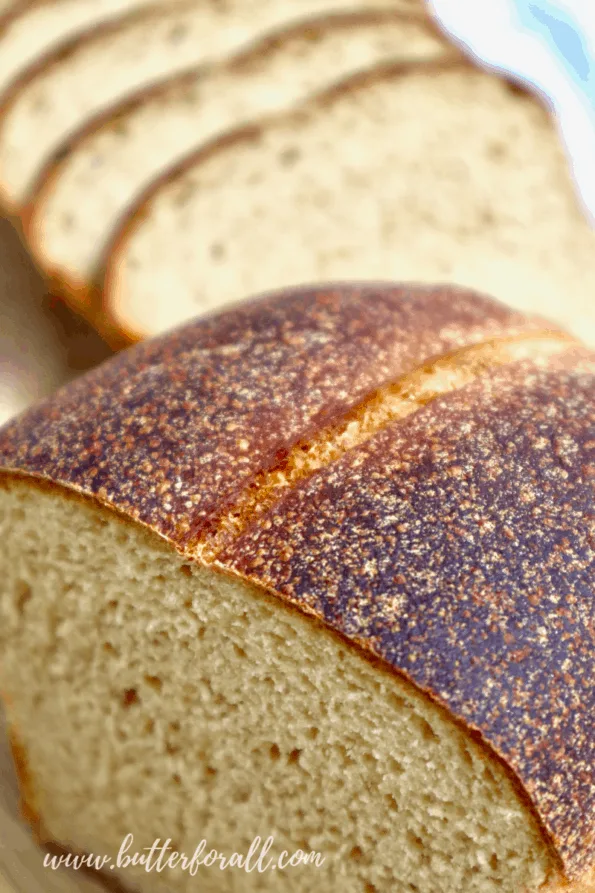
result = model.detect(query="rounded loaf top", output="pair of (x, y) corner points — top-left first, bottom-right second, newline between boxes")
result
(0, 281), (593, 880)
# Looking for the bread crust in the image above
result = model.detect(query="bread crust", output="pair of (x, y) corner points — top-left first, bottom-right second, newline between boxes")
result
(0, 284), (593, 884)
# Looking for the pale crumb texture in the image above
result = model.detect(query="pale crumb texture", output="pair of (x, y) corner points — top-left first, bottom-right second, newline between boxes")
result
(33, 14), (445, 284)
(0, 0), (162, 98)
(0, 0), (409, 204)
(113, 65), (595, 346)
(0, 480), (554, 893)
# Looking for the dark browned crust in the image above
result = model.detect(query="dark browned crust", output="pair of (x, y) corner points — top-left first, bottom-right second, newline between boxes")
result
(220, 346), (595, 879)
(1, 284), (592, 881)
(0, 283), (557, 540)
(0, 0), (195, 211)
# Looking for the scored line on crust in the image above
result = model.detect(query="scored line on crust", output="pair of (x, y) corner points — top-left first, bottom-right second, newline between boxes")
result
(192, 330), (577, 561)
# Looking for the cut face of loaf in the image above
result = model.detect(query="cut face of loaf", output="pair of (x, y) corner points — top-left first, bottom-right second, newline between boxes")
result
(0, 0), (410, 207)
(0, 284), (594, 893)
(106, 62), (595, 347)
(25, 11), (447, 292)
(0, 0), (167, 118)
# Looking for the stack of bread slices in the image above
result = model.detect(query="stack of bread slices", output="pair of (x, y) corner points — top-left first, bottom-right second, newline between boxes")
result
(0, 0), (594, 349)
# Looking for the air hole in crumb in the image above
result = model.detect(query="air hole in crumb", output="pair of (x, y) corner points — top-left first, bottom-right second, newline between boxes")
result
(144, 674), (162, 691)
(307, 726), (319, 740)
(197, 627), (206, 639)
(490, 853), (499, 871)
(406, 831), (424, 851)
(364, 884), (377, 893)
(107, 599), (119, 610)
(172, 773), (181, 785)
(145, 719), (155, 734)
(288, 748), (301, 765)
(103, 642), (116, 655)
(210, 242), (226, 261)
(15, 581), (32, 614)
(168, 24), (187, 43)
(461, 746), (474, 768)
(122, 688), (139, 707)
(269, 744), (280, 761)
(174, 182), (195, 207)
(389, 693), (407, 711)
(166, 743), (180, 755)
(179, 564), (192, 577)
(279, 146), (300, 167)
(233, 643), (247, 658)
(350, 846), (363, 862)
(385, 794), (399, 812)
(483, 765), (497, 785)
(206, 766), (217, 777)
(418, 718), (438, 742)
(234, 788), (250, 803)
(169, 721), (180, 733)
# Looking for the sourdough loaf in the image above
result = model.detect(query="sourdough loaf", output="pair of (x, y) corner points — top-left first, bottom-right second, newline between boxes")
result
(0, 283), (594, 893)
(23, 9), (446, 294)
(0, 0), (409, 209)
(103, 59), (595, 348)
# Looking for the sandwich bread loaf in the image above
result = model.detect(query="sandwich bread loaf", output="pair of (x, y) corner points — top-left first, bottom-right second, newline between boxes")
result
(24, 10), (446, 295)
(0, 0), (411, 208)
(0, 283), (594, 893)
(104, 60), (595, 347)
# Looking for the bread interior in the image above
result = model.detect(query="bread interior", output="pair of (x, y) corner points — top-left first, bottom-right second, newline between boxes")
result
(0, 479), (554, 892)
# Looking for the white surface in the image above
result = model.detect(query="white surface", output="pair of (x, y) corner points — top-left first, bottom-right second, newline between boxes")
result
(429, 0), (595, 222)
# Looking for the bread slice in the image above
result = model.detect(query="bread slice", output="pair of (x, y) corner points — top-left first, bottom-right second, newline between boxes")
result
(0, 0), (170, 116)
(0, 0), (413, 208)
(25, 10), (447, 296)
(0, 1), (21, 18)
(0, 283), (593, 893)
(105, 59), (595, 348)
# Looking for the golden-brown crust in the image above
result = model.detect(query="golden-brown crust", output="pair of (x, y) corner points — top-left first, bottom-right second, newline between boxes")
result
(0, 283), (557, 541)
(221, 346), (595, 878)
(6, 724), (42, 840)
(0, 284), (592, 883)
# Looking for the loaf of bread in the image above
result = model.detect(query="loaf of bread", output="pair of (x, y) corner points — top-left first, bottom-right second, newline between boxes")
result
(23, 10), (445, 297)
(0, 283), (593, 893)
(0, 0), (407, 210)
(102, 57), (595, 349)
